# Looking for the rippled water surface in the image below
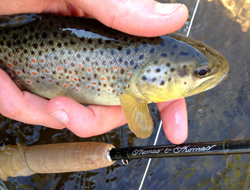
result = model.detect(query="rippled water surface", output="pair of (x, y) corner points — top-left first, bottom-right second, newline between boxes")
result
(1, 0), (250, 189)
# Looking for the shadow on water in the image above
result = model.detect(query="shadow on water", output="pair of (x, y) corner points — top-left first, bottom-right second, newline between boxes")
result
(1, 0), (250, 189)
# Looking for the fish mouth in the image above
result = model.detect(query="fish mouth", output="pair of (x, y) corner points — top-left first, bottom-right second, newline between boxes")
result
(203, 72), (228, 91)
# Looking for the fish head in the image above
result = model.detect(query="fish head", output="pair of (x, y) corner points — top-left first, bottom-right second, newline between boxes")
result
(135, 34), (229, 102)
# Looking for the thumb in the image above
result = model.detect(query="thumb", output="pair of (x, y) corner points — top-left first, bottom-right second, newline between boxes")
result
(68, 0), (188, 36)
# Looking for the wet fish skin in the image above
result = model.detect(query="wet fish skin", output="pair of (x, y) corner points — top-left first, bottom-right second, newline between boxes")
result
(0, 14), (229, 138)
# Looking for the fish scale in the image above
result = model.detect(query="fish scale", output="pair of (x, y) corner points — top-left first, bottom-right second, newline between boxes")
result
(0, 14), (229, 138)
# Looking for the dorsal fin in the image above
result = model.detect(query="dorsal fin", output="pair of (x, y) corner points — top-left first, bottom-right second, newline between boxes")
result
(0, 14), (40, 28)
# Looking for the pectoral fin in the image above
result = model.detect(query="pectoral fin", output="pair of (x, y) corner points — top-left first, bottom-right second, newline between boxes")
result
(119, 94), (153, 139)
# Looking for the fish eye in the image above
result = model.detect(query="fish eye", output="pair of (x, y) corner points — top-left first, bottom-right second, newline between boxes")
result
(194, 67), (210, 77)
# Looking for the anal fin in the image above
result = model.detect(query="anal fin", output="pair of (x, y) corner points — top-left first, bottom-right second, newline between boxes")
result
(119, 94), (153, 139)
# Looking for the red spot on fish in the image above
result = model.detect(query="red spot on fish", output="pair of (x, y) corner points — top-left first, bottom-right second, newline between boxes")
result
(93, 82), (97, 85)
(8, 63), (12, 68)
(114, 66), (118, 70)
(49, 80), (52, 83)
(45, 69), (50, 73)
(27, 80), (31, 84)
(58, 66), (63, 71)
(46, 49), (48, 52)
(41, 59), (44, 63)
(87, 85), (91, 88)
(79, 64), (83, 67)
(107, 89), (110, 91)
(98, 94), (100, 96)
(70, 84), (73, 86)
(87, 68), (91, 72)
(63, 85), (67, 87)
(74, 78), (78, 81)
(76, 89), (79, 92)
(101, 77), (105, 81)
(32, 60), (36, 63)
(17, 71), (21, 75)
(32, 72), (37, 75)
(59, 76), (62, 79)
(128, 73), (131, 77)
(85, 92), (87, 93)
(118, 85), (120, 88)
(17, 80), (21, 84)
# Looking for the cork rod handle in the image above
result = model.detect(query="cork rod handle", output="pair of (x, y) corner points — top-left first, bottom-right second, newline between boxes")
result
(0, 142), (115, 181)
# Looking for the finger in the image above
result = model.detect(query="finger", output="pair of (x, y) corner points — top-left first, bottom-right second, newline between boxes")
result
(0, 69), (64, 129)
(68, 0), (188, 36)
(45, 97), (127, 137)
(0, 0), (188, 37)
(157, 98), (188, 144)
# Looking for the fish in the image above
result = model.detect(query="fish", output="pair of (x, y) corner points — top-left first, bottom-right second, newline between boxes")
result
(0, 14), (229, 138)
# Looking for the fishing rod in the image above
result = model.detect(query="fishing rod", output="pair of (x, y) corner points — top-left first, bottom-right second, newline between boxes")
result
(1, 140), (250, 181)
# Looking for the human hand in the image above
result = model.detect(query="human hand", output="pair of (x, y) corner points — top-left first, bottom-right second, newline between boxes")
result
(0, 0), (188, 144)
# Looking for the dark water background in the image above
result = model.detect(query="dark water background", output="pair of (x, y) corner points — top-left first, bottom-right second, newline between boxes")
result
(1, 0), (250, 189)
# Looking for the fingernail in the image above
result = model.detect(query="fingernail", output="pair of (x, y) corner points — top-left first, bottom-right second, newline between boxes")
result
(50, 110), (69, 123)
(155, 3), (182, 15)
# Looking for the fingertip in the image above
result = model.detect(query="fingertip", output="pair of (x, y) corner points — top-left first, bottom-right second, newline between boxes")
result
(157, 99), (188, 144)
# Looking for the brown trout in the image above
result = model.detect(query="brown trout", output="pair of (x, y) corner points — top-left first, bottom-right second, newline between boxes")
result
(0, 14), (229, 138)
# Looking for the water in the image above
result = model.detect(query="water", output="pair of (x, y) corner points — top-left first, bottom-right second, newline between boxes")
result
(1, 0), (250, 189)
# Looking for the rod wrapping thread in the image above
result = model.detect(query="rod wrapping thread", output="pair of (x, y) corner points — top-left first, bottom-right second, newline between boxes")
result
(0, 142), (115, 181)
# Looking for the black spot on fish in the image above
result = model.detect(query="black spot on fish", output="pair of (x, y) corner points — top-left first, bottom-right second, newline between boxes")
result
(39, 51), (42, 56)
(77, 54), (81, 58)
(160, 42), (165, 47)
(118, 46), (122, 51)
(80, 37), (85, 42)
(86, 57), (90, 62)
(146, 69), (151, 73)
(130, 60), (134, 65)
(61, 32), (67, 38)
(70, 40), (76, 45)
(53, 32), (58, 37)
(124, 61), (128, 66)
(90, 48), (94, 52)
(40, 42), (44, 47)
(152, 78), (156, 82)
(168, 77), (171, 82)
(134, 47), (139, 53)
(100, 50), (104, 55)
(31, 51), (35, 55)
(32, 43), (38, 49)
(7, 41), (11, 48)
(134, 64), (139, 69)
(150, 48), (155, 53)
(170, 68), (175, 72)
(126, 49), (131, 55)
(180, 51), (189, 56)
(98, 39), (103, 44)
(166, 63), (171, 67)
(154, 61), (158, 65)
(23, 39), (27, 44)
(24, 49), (28, 54)
(105, 40), (111, 44)
(94, 73), (98, 78)
(88, 39), (92, 44)
(119, 58), (123, 63)
(196, 52), (201, 57)
(139, 55), (144, 60)
(171, 52), (174, 56)
(142, 76), (147, 81)
(12, 33), (18, 39)
(160, 81), (165, 85)
(161, 53), (167, 57)
(49, 40), (54, 46)
(64, 42), (68, 46)
(29, 26), (35, 32)
(42, 32), (47, 39)
(111, 50), (115, 55)
(0, 41), (4, 46)
(173, 44), (178, 49)
(184, 82), (187, 84)
(57, 43), (62, 48)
